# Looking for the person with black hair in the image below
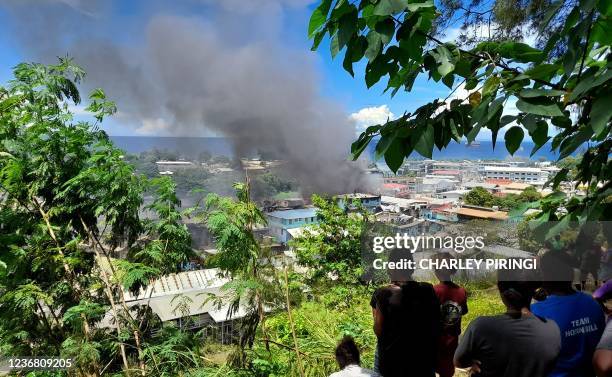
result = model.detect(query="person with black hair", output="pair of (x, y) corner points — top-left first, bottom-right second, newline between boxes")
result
(370, 248), (440, 377)
(330, 336), (378, 377)
(533, 251), (605, 377)
(454, 266), (561, 377)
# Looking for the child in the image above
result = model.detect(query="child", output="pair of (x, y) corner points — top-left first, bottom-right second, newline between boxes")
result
(329, 336), (378, 377)
(433, 252), (468, 377)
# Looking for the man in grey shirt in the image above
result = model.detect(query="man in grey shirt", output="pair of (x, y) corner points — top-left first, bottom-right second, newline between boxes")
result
(454, 271), (561, 377)
(593, 320), (612, 376)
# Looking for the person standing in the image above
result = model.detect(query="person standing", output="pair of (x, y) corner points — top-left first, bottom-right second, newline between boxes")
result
(433, 252), (468, 377)
(370, 248), (440, 377)
(454, 268), (561, 377)
(533, 251), (605, 377)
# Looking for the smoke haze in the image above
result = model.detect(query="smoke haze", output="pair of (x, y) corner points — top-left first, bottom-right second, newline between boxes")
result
(1, 0), (376, 195)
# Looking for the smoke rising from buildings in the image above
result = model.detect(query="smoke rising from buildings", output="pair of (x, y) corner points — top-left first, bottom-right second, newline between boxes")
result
(2, 0), (376, 195)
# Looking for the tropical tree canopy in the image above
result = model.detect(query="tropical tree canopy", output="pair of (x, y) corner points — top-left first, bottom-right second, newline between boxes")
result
(309, 0), (612, 228)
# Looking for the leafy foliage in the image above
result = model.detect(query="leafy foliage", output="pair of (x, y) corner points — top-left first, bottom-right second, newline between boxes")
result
(0, 60), (201, 376)
(310, 0), (612, 229)
(463, 185), (541, 209)
(290, 195), (371, 285)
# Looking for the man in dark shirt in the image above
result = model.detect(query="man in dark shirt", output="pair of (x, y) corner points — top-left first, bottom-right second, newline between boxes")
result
(370, 248), (440, 377)
(454, 268), (561, 377)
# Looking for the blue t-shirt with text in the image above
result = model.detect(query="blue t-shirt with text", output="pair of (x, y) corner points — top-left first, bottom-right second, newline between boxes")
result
(532, 292), (605, 377)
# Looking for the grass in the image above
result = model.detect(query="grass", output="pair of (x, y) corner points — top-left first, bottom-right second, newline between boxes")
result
(204, 281), (504, 376)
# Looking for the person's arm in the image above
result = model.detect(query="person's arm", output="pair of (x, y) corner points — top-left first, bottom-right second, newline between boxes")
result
(373, 304), (384, 338)
(454, 320), (477, 368)
(593, 349), (612, 376)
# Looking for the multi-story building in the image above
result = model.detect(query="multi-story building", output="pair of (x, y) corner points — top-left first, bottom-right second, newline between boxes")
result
(266, 207), (319, 243)
(483, 166), (548, 183)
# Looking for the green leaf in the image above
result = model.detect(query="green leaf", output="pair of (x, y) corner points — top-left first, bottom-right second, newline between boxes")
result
(590, 92), (612, 136)
(414, 125), (434, 158)
(337, 7), (358, 50)
(375, 18), (395, 44)
(569, 69), (612, 101)
(482, 76), (500, 97)
(504, 126), (524, 155)
(519, 89), (565, 98)
(374, 0), (408, 15)
(431, 45), (455, 77)
(499, 42), (544, 63)
(330, 33), (341, 59)
(365, 31), (383, 62)
(398, 33), (426, 62)
(524, 64), (560, 81)
(516, 98), (564, 117)
(559, 125), (593, 159)
(406, 0), (435, 11)
(375, 134), (394, 159)
(308, 0), (332, 37)
(530, 120), (549, 147)
(384, 138), (407, 172)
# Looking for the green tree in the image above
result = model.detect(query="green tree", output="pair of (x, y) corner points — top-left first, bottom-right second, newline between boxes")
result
(519, 185), (542, 202)
(290, 195), (371, 285)
(309, 0), (612, 229)
(0, 60), (198, 376)
(464, 187), (496, 206)
(197, 181), (285, 365)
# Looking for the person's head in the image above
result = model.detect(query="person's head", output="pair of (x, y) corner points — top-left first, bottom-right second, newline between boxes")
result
(539, 250), (575, 293)
(497, 266), (537, 311)
(433, 251), (456, 282)
(594, 280), (612, 315)
(388, 248), (413, 284)
(335, 336), (360, 369)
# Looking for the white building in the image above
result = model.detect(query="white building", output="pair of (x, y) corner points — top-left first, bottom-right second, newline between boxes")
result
(483, 166), (548, 183)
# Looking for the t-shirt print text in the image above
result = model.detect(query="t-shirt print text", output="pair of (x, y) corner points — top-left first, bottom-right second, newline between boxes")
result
(566, 317), (599, 337)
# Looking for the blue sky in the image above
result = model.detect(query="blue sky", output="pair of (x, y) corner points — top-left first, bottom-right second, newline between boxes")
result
(0, 0), (460, 138)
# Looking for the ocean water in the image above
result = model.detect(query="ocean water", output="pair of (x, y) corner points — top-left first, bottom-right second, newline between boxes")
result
(111, 136), (235, 158)
(110, 136), (565, 161)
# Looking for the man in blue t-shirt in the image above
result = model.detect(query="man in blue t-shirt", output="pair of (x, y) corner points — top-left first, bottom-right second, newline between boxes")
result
(533, 251), (605, 377)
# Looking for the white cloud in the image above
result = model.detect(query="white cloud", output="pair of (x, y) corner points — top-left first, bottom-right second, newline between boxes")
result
(349, 105), (395, 133)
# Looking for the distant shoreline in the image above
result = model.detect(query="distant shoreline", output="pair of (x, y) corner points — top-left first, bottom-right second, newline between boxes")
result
(110, 136), (575, 161)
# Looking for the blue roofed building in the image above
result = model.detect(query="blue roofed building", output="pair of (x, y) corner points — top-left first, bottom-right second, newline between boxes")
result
(266, 207), (319, 244)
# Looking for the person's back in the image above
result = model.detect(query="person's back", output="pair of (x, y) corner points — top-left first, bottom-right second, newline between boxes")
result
(434, 280), (468, 377)
(433, 253), (469, 377)
(374, 281), (440, 377)
(455, 267), (561, 377)
(455, 313), (561, 377)
(533, 250), (606, 377)
(329, 364), (378, 377)
(532, 291), (605, 376)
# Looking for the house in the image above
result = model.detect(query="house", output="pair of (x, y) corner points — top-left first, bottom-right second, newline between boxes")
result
(155, 160), (194, 171)
(380, 183), (410, 197)
(435, 189), (469, 202)
(380, 196), (429, 216)
(336, 193), (381, 212)
(266, 207), (319, 243)
(102, 269), (245, 344)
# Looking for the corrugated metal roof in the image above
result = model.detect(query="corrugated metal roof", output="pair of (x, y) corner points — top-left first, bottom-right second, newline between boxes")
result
(124, 268), (228, 301)
(455, 207), (508, 220)
(266, 207), (318, 219)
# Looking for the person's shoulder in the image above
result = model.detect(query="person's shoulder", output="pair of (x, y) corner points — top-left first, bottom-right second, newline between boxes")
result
(575, 290), (599, 303)
(465, 315), (498, 329)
